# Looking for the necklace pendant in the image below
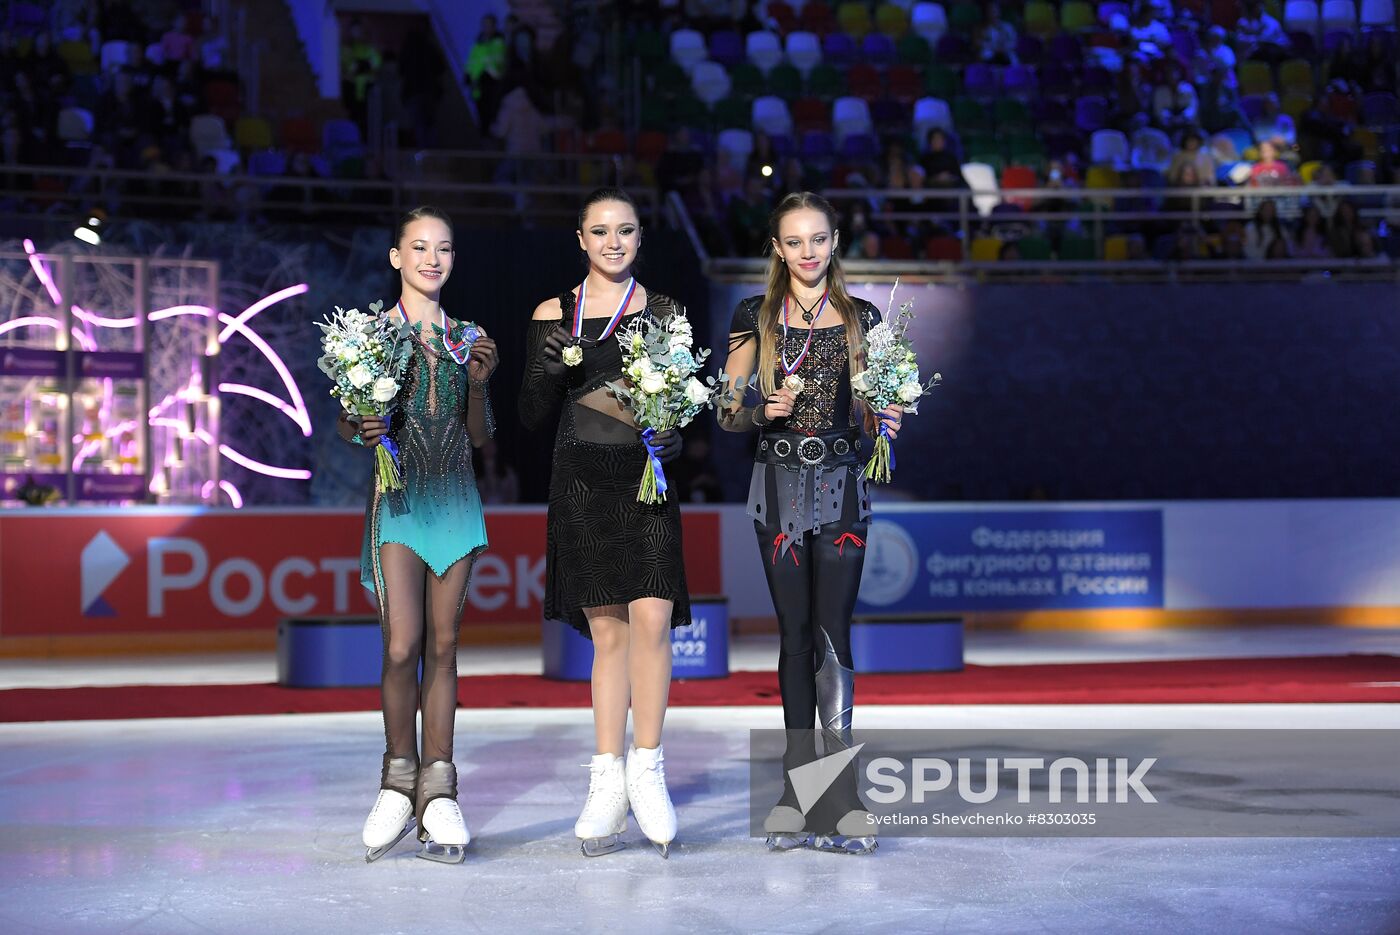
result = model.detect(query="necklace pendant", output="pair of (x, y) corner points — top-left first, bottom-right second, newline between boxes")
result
(802, 310), (814, 323)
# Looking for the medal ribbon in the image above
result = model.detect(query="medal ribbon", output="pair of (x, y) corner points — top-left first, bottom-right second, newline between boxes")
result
(574, 276), (636, 341)
(398, 301), (474, 364)
(781, 289), (828, 375)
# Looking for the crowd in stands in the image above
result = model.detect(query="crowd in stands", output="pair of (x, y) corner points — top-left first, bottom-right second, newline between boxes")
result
(597, 0), (1400, 261)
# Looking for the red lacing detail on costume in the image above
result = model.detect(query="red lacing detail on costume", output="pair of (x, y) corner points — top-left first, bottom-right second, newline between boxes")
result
(771, 533), (800, 566)
(834, 532), (865, 557)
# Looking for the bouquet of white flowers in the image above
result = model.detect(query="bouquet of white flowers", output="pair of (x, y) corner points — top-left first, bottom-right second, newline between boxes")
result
(316, 300), (414, 491)
(850, 281), (941, 484)
(605, 311), (721, 504)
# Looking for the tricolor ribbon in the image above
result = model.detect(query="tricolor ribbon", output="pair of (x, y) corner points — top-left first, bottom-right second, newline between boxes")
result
(397, 301), (476, 365)
(574, 276), (636, 341)
(781, 289), (828, 375)
(640, 427), (669, 498)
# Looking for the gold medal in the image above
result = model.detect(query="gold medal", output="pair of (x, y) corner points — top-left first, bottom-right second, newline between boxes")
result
(562, 344), (584, 367)
(784, 374), (805, 395)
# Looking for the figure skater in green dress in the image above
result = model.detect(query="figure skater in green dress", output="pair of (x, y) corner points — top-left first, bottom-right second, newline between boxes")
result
(336, 206), (499, 864)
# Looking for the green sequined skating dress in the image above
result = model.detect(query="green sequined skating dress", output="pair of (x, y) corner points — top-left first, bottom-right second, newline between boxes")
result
(359, 318), (493, 596)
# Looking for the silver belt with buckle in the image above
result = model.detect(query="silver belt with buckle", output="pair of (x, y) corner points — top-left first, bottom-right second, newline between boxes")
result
(758, 430), (860, 468)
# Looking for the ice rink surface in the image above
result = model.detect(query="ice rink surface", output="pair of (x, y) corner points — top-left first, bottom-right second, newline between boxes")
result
(3, 703), (1399, 935)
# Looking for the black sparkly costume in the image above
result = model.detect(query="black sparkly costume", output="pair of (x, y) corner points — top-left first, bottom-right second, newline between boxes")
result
(721, 294), (881, 835)
(519, 289), (691, 637)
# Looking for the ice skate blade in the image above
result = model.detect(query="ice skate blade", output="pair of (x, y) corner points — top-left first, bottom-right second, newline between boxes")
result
(650, 840), (672, 859)
(765, 832), (812, 851)
(363, 821), (415, 863)
(579, 835), (626, 858)
(813, 834), (878, 855)
(417, 841), (467, 864)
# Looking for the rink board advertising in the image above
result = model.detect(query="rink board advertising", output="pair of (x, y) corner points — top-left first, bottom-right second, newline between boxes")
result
(0, 508), (722, 636)
(748, 729), (1400, 837)
(857, 509), (1164, 613)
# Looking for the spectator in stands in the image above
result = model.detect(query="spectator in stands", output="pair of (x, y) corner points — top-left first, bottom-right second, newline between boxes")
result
(1113, 62), (1153, 131)
(340, 17), (382, 128)
(1361, 33), (1397, 94)
(728, 174), (771, 255)
(1251, 94), (1297, 148)
(1325, 35), (1367, 90)
(1164, 162), (1207, 227)
(1127, 4), (1172, 62)
(160, 13), (195, 63)
(777, 156), (811, 200)
(466, 13), (507, 131)
(1234, 0), (1287, 64)
(1305, 163), (1345, 219)
(474, 439), (520, 504)
(1154, 60), (1200, 134)
(920, 129), (962, 188)
(145, 75), (189, 153)
(1198, 63), (1248, 134)
(1293, 204), (1331, 258)
(1168, 130), (1218, 185)
(1354, 229), (1387, 262)
(1192, 26), (1237, 86)
(505, 16), (538, 77)
(491, 77), (550, 212)
(977, 3), (1018, 66)
(1244, 199), (1288, 258)
(1327, 199), (1362, 257)
(1249, 140), (1295, 186)
(1219, 219), (1247, 258)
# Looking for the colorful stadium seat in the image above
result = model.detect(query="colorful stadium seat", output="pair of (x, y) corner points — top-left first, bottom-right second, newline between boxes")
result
(747, 30), (784, 74)
(785, 30), (823, 74)
(910, 2), (949, 43)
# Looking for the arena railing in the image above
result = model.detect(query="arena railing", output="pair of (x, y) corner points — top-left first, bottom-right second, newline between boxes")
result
(682, 185), (1400, 283)
(0, 163), (660, 226)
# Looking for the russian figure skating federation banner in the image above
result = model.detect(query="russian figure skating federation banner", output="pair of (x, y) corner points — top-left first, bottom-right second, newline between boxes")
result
(857, 507), (1164, 613)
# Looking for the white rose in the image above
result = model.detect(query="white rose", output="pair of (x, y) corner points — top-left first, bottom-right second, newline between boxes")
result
(684, 378), (710, 405)
(640, 371), (667, 395)
(372, 377), (399, 403)
(347, 363), (373, 389)
(850, 371), (871, 393)
(898, 381), (922, 404)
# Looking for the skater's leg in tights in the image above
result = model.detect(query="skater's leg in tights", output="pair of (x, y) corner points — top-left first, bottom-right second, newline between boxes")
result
(627, 597), (673, 749)
(377, 543), (427, 795)
(754, 518), (816, 730)
(421, 556), (473, 765)
(585, 606), (629, 757)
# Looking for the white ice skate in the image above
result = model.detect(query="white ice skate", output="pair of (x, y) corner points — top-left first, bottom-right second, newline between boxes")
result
(362, 789), (415, 863)
(418, 798), (470, 864)
(626, 744), (677, 858)
(575, 752), (628, 857)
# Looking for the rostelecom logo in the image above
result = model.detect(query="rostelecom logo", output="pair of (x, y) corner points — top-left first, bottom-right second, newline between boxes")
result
(81, 531), (130, 617)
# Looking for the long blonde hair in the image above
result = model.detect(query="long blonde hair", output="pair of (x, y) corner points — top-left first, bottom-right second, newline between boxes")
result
(756, 192), (869, 408)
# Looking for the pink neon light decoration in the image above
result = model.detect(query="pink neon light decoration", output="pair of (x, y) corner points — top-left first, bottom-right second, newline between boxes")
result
(10, 243), (315, 482)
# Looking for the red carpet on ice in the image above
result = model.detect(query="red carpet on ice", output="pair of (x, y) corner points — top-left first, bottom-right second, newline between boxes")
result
(2, 655), (1398, 722)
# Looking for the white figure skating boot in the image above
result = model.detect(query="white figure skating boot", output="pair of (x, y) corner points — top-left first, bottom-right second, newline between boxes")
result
(362, 755), (417, 862)
(416, 761), (469, 864)
(575, 752), (628, 857)
(626, 744), (677, 858)
(362, 788), (415, 862)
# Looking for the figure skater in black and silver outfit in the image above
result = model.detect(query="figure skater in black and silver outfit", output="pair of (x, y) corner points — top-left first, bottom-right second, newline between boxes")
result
(718, 192), (905, 854)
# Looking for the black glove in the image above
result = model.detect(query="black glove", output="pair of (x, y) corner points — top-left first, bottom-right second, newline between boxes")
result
(651, 428), (682, 464)
(540, 325), (571, 378)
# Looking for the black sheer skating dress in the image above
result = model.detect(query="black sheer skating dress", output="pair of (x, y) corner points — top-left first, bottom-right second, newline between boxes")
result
(519, 288), (691, 637)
